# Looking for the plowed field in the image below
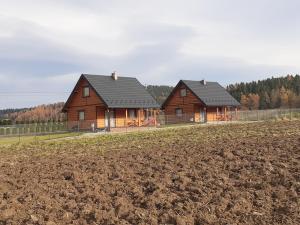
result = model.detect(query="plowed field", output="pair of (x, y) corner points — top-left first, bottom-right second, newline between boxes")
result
(0, 121), (299, 224)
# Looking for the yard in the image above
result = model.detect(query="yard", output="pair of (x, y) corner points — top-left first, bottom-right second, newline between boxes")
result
(0, 132), (82, 145)
(0, 121), (299, 224)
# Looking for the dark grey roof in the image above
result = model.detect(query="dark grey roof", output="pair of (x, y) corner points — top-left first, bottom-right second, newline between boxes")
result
(182, 80), (240, 106)
(83, 74), (160, 108)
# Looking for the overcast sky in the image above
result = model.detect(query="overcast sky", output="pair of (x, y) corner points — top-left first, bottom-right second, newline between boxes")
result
(1, 0), (300, 109)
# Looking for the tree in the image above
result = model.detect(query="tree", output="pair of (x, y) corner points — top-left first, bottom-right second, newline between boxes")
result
(270, 89), (280, 108)
(240, 94), (249, 110)
(248, 94), (260, 110)
(280, 87), (289, 108)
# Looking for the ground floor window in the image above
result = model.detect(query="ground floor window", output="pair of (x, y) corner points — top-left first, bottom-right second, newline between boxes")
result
(129, 109), (136, 119)
(78, 111), (85, 120)
(175, 108), (183, 117)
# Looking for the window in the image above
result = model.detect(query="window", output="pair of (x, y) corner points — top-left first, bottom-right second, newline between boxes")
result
(129, 109), (136, 119)
(83, 87), (90, 97)
(175, 108), (183, 117)
(180, 88), (187, 97)
(79, 111), (85, 120)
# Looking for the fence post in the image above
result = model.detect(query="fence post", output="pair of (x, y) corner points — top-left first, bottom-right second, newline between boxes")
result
(18, 128), (20, 143)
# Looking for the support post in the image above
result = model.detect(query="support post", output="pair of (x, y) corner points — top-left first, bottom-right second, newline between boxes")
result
(154, 109), (157, 126)
(125, 109), (128, 127)
(235, 107), (238, 120)
(224, 107), (227, 121)
(138, 109), (141, 127)
(107, 109), (111, 132)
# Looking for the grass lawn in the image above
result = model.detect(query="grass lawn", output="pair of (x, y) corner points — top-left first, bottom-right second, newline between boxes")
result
(0, 132), (82, 145)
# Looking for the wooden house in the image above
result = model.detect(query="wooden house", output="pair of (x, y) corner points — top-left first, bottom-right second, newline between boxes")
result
(162, 80), (240, 123)
(62, 73), (160, 130)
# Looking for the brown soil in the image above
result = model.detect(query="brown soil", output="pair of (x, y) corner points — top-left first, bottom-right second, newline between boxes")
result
(0, 121), (299, 224)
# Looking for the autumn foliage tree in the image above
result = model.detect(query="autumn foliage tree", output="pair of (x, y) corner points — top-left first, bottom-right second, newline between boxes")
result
(7, 103), (65, 123)
(227, 75), (300, 109)
(240, 94), (260, 110)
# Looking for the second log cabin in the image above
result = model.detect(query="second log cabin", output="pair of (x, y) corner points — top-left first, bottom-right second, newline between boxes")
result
(162, 79), (240, 123)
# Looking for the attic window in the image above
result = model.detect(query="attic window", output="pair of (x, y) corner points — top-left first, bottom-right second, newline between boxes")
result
(83, 87), (90, 97)
(180, 88), (187, 97)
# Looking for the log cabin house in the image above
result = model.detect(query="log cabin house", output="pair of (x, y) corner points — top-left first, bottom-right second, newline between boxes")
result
(62, 73), (160, 131)
(162, 80), (240, 123)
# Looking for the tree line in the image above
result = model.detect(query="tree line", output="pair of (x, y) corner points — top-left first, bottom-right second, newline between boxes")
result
(0, 103), (65, 125)
(146, 85), (173, 104)
(227, 75), (300, 110)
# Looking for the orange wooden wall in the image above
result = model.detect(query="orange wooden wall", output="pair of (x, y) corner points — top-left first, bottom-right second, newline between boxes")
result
(164, 83), (204, 122)
(66, 78), (105, 122)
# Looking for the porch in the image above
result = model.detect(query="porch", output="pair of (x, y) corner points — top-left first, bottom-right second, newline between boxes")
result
(96, 107), (158, 129)
(201, 106), (239, 122)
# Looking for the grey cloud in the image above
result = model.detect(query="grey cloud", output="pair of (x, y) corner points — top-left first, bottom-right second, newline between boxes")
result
(0, 0), (299, 108)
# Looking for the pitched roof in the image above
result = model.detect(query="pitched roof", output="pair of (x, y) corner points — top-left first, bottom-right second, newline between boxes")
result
(80, 74), (160, 108)
(181, 80), (240, 106)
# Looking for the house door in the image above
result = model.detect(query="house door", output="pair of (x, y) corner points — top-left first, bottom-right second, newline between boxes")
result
(105, 110), (116, 128)
(200, 109), (206, 123)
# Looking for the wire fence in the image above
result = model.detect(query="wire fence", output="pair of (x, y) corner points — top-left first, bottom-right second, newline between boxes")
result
(0, 122), (67, 137)
(232, 108), (300, 121)
(0, 108), (300, 141)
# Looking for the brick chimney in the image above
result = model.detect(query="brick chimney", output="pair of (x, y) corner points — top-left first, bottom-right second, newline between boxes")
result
(111, 71), (118, 80)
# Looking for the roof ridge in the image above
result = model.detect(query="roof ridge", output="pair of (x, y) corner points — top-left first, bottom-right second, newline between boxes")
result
(181, 79), (217, 83)
(82, 74), (137, 79)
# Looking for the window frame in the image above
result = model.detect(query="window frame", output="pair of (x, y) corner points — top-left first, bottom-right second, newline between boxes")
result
(82, 86), (90, 97)
(78, 110), (85, 121)
(180, 88), (187, 97)
(175, 108), (183, 117)
(128, 109), (136, 119)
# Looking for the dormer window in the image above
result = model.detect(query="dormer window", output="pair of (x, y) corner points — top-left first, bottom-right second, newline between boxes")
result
(180, 88), (187, 97)
(83, 87), (90, 97)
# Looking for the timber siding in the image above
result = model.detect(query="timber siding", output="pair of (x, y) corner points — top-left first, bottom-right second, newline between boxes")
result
(63, 74), (160, 130)
(66, 78), (105, 122)
(162, 80), (240, 122)
(164, 83), (204, 122)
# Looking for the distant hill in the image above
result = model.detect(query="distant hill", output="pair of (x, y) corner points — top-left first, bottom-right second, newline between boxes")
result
(227, 75), (300, 110)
